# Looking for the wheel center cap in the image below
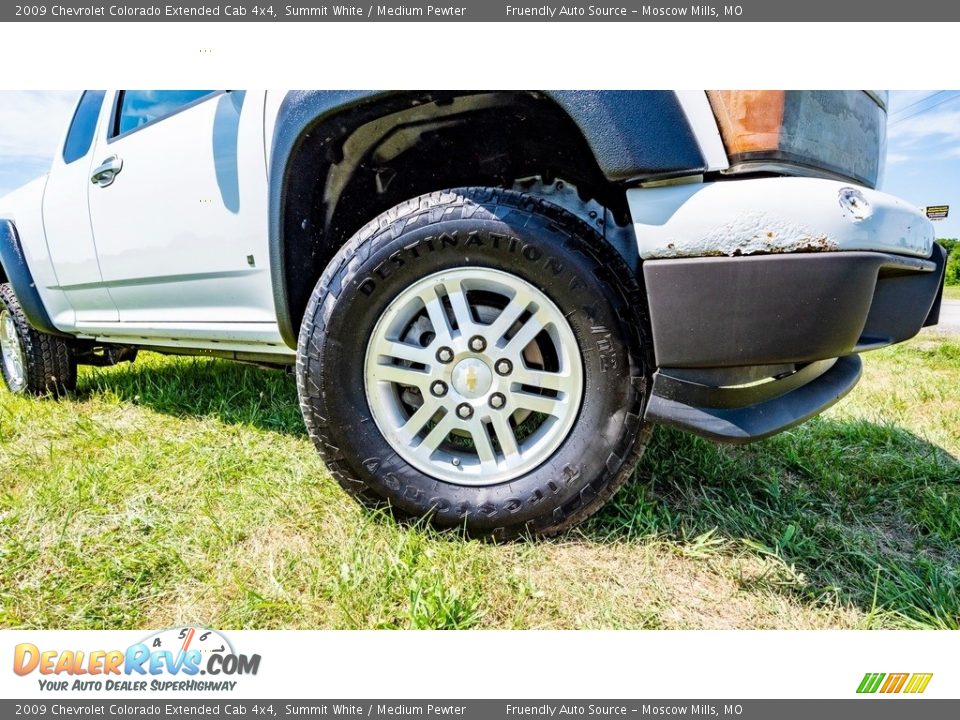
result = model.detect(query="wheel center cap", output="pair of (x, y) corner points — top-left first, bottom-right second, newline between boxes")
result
(450, 357), (493, 399)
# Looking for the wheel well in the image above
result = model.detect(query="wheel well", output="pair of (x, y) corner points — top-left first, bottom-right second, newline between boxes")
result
(277, 91), (629, 344)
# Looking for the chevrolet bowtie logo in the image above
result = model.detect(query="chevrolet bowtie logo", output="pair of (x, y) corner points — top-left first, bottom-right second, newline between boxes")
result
(465, 365), (478, 393)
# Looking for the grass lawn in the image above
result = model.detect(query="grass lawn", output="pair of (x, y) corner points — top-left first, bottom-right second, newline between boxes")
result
(943, 285), (960, 301)
(1, 333), (958, 630)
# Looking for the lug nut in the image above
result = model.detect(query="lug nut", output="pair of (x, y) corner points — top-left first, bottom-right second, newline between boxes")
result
(489, 393), (506, 410)
(494, 359), (513, 376)
(456, 403), (474, 420)
(430, 380), (448, 398)
(436, 346), (454, 363)
(468, 335), (487, 353)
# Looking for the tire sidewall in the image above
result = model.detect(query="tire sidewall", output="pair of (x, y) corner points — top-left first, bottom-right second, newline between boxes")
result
(301, 195), (645, 533)
(0, 282), (76, 396)
(0, 287), (29, 393)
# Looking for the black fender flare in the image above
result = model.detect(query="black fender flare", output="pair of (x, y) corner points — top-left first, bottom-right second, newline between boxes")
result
(0, 219), (64, 336)
(268, 90), (706, 347)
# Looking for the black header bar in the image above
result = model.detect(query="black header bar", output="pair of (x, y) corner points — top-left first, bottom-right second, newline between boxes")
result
(4, 0), (957, 21)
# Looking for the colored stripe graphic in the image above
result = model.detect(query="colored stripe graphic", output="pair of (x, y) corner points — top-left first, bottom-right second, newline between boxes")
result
(880, 673), (909, 693)
(904, 674), (934, 694)
(857, 672), (932, 694)
(857, 673), (885, 693)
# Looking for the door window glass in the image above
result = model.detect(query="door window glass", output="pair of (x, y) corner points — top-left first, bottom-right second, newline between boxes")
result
(63, 90), (106, 163)
(113, 90), (215, 137)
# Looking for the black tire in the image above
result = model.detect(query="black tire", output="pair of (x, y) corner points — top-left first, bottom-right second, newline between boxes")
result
(296, 188), (653, 539)
(0, 283), (76, 396)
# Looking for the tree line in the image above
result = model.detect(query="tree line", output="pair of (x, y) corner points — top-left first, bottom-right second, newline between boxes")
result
(938, 239), (959, 285)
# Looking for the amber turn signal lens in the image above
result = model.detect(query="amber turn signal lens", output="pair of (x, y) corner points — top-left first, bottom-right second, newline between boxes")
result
(706, 90), (786, 154)
(705, 90), (886, 188)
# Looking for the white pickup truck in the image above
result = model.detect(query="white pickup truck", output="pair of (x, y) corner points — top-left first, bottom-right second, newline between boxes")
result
(0, 90), (946, 538)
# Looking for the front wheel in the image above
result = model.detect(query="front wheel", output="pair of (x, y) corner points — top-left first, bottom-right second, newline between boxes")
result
(297, 188), (652, 538)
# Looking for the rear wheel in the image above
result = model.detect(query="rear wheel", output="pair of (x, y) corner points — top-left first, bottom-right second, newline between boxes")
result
(297, 188), (652, 538)
(0, 283), (76, 396)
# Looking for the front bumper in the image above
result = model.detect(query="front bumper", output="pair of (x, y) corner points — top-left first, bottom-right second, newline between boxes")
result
(629, 177), (945, 443)
(644, 249), (944, 369)
(627, 176), (935, 260)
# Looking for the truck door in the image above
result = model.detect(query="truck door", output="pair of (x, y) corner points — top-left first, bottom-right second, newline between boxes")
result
(85, 90), (274, 325)
(41, 90), (119, 322)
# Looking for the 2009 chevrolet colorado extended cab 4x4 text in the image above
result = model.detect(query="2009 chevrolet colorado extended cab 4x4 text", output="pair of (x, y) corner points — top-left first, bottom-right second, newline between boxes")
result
(0, 90), (946, 537)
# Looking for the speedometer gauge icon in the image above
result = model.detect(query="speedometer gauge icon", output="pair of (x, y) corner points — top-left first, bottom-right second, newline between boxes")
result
(140, 626), (234, 659)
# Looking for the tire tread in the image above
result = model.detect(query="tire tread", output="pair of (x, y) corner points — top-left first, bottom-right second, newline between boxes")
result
(297, 188), (653, 538)
(0, 283), (76, 396)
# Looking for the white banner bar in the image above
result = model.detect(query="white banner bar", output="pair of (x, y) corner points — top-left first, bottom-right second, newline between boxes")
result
(1, 630), (953, 700)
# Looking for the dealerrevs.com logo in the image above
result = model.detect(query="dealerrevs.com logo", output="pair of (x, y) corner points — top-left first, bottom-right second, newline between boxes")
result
(13, 627), (261, 693)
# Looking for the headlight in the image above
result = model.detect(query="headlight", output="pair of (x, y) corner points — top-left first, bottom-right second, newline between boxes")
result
(707, 90), (887, 188)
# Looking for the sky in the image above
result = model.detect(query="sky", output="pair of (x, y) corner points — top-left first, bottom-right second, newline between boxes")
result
(0, 90), (957, 238)
(882, 91), (960, 238)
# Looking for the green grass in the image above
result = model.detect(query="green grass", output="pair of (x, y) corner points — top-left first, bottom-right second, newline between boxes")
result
(942, 285), (960, 301)
(1, 333), (958, 630)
